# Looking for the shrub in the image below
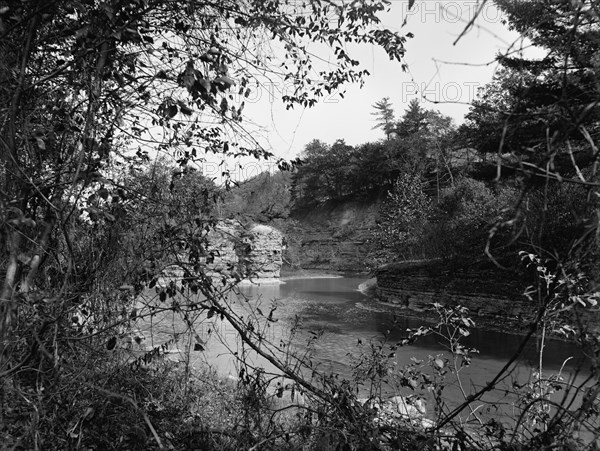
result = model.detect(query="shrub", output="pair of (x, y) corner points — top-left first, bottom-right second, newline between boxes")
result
(436, 177), (519, 260)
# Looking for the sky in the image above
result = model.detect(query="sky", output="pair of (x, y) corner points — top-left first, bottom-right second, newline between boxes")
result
(200, 0), (535, 182)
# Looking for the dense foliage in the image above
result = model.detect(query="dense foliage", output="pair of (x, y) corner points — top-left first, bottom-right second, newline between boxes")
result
(220, 170), (293, 222)
(0, 0), (415, 448)
(291, 102), (456, 210)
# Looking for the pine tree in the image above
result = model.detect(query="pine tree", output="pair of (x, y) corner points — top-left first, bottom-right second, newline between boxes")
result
(371, 97), (396, 140)
(463, 0), (600, 156)
(396, 99), (429, 137)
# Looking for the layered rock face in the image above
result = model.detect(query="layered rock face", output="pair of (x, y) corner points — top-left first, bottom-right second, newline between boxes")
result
(205, 220), (284, 281)
(374, 260), (531, 320)
(242, 224), (284, 279)
(158, 220), (284, 284)
(286, 199), (379, 272)
(374, 260), (600, 332)
(204, 220), (244, 279)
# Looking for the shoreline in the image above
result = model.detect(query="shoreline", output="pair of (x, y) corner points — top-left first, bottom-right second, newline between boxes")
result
(237, 270), (361, 286)
(280, 268), (368, 280)
(370, 297), (580, 344)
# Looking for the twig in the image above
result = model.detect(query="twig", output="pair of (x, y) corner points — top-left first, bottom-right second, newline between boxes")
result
(436, 321), (539, 430)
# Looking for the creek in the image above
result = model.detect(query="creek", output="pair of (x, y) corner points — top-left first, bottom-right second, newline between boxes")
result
(139, 276), (590, 424)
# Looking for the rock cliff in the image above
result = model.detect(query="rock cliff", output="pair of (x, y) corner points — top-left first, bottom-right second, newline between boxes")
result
(374, 260), (531, 321)
(159, 220), (284, 285)
(374, 260), (600, 332)
(204, 220), (244, 280)
(285, 198), (379, 272)
(206, 220), (284, 281)
(242, 224), (284, 279)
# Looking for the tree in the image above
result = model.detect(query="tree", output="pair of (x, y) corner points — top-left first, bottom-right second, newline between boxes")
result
(373, 173), (432, 260)
(291, 139), (356, 207)
(460, 0), (600, 265)
(371, 97), (396, 140)
(463, 1), (600, 159)
(396, 99), (429, 137)
(221, 170), (293, 222)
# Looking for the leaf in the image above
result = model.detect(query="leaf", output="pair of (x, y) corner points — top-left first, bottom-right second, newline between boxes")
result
(214, 75), (234, 90)
(207, 309), (214, 319)
(106, 336), (117, 350)
(194, 343), (204, 351)
(220, 97), (228, 114)
(167, 104), (178, 118)
(159, 291), (167, 302)
(178, 100), (193, 115)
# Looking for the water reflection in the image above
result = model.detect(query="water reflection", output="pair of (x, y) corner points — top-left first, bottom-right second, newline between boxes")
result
(238, 277), (587, 371)
(138, 276), (590, 420)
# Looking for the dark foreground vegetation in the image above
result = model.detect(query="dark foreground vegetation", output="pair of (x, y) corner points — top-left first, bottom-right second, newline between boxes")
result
(1, 0), (600, 449)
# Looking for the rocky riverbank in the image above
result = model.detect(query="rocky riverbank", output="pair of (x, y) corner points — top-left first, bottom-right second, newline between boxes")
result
(374, 260), (528, 317)
(373, 259), (600, 334)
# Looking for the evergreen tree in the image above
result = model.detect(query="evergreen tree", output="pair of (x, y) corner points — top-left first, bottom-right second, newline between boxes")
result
(463, 0), (600, 158)
(371, 97), (396, 140)
(396, 99), (429, 137)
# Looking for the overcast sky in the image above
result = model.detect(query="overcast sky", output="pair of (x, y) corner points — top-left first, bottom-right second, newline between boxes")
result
(201, 0), (534, 181)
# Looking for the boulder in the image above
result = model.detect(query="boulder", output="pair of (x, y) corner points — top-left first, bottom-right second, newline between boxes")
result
(358, 395), (432, 429)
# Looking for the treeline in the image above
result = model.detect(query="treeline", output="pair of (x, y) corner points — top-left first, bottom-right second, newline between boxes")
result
(291, 100), (456, 208)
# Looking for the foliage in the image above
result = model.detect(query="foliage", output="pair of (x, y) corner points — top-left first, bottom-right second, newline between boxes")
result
(372, 173), (433, 261)
(462, 0), (600, 160)
(220, 170), (293, 222)
(0, 0), (414, 448)
(459, 66), (543, 155)
(395, 99), (429, 137)
(1, 0), (600, 449)
(435, 177), (519, 260)
(291, 104), (456, 210)
(291, 139), (357, 208)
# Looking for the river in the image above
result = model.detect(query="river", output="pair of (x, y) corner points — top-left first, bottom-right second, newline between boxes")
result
(138, 276), (591, 425)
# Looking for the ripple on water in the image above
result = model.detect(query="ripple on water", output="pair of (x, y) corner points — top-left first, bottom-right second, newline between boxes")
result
(355, 302), (388, 313)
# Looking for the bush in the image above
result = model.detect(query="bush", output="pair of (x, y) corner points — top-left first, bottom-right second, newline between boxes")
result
(435, 177), (519, 260)
(373, 173), (433, 261)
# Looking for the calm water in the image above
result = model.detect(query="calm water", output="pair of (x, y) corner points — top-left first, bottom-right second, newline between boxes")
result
(138, 276), (591, 423)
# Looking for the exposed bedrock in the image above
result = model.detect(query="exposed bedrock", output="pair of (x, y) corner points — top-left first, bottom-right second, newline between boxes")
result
(159, 220), (284, 285)
(374, 260), (600, 332)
